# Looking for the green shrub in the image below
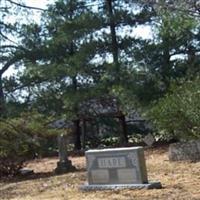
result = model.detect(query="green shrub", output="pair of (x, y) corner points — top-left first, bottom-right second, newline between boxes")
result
(0, 120), (34, 176)
(0, 112), (60, 177)
(148, 77), (200, 141)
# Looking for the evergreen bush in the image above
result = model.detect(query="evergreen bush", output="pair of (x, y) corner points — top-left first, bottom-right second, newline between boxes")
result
(149, 77), (200, 141)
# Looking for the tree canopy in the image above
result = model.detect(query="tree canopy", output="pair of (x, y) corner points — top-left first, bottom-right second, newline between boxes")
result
(0, 0), (200, 142)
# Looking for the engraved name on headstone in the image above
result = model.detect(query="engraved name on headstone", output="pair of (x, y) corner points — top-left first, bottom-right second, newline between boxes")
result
(98, 157), (126, 168)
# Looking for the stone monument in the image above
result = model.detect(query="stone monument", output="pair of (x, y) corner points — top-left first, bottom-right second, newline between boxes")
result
(169, 139), (200, 161)
(80, 146), (161, 190)
(55, 134), (76, 174)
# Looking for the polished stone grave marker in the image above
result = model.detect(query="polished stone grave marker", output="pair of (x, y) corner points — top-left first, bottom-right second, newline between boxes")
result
(80, 147), (161, 190)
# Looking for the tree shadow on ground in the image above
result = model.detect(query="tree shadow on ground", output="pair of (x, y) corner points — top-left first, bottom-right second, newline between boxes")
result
(0, 168), (86, 200)
(0, 167), (85, 184)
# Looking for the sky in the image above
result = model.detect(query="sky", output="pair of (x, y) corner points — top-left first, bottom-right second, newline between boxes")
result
(3, 0), (152, 77)
(25, 0), (51, 9)
(25, 0), (152, 38)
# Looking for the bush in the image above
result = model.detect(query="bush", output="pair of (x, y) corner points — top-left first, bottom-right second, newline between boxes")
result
(0, 120), (34, 176)
(0, 112), (60, 177)
(148, 77), (200, 141)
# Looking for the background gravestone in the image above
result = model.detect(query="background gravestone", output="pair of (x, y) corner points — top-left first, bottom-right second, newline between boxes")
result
(55, 134), (76, 174)
(143, 134), (155, 147)
(169, 140), (200, 161)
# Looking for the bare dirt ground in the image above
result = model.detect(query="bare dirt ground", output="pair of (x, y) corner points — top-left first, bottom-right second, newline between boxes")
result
(0, 146), (200, 200)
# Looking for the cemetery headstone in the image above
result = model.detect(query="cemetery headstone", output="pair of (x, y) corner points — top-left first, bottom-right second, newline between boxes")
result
(55, 134), (76, 174)
(80, 147), (161, 190)
(143, 134), (155, 147)
(169, 139), (200, 162)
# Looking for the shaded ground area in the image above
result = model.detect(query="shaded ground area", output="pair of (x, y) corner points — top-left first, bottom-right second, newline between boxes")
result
(1, 146), (200, 200)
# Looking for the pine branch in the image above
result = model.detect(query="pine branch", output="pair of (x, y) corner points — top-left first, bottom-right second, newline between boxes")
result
(0, 31), (20, 46)
(0, 54), (23, 75)
(0, 45), (19, 49)
(7, 0), (46, 11)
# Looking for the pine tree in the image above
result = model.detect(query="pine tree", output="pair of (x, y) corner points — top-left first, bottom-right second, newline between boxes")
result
(0, 0), (45, 117)
(19, 0), (105, 149)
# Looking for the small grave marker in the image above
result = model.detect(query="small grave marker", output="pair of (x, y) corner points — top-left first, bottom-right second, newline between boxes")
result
(143, 134), (155, 147)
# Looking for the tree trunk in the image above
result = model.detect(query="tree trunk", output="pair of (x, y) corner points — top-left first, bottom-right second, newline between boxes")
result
(74, 119), (82, 150)
(0, 74), (6, 117)
(106, 0), (120, 81)
(69, 7), (81, 150)
(187, 46), (196, 77)
(118, 114), (128, 146)
(162, 38), (171, 89)
(81, 119), (86, 150)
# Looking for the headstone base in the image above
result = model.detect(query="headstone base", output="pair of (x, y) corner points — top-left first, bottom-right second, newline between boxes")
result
(19, 168), (34, 176)
(55, 160), (76, 174)
(80, 182), (162, 191)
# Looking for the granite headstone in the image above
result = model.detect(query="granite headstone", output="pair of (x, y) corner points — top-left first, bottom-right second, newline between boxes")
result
(169, 139), (200, 161)
(81, 147), (161, 190)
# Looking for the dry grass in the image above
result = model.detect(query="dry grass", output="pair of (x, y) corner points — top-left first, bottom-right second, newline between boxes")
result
(1, 147), (200, 200)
